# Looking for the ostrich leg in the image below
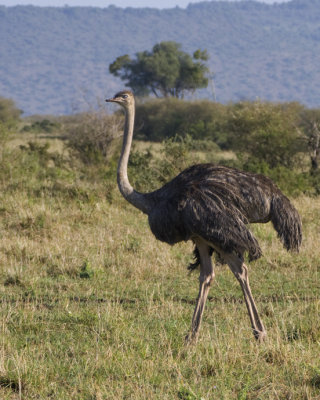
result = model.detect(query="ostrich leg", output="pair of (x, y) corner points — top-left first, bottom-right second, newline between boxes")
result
(186, 240), (215, 344)
(226, 254), (266, 341)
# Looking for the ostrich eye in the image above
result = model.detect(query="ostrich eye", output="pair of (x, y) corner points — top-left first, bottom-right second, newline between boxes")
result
(122, 94), (128, 99)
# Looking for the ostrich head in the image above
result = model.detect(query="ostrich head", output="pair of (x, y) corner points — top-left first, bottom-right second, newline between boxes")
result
(105, 90), (134, 109)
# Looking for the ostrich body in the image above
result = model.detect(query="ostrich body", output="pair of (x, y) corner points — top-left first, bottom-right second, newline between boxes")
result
(106, 90), (302, 343)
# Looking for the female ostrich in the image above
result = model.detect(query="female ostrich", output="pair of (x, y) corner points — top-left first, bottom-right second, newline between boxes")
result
(106, 90), (302, 343)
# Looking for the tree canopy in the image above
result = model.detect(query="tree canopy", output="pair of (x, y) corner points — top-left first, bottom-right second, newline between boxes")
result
(109, 41), (209, 99)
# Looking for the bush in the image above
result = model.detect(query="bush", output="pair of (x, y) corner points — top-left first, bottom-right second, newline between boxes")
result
(128, 135), (200, 192)
(0, 97), (22, 127)
(0, 122), (10, 163)
(135, 97), (227, 145)
(155, 135), (200, 184)
(21, 119), (61, 133)
(299, 108), (320, 172)
(65, 109), (123, 164)
(225, 101), (306, 169)
(19, 141), (65, 169)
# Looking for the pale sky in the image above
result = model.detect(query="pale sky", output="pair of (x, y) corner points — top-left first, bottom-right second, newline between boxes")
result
(0, 0), (291, 9)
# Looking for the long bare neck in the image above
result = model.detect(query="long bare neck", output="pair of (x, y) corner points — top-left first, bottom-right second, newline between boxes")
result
(117, 102), (151, 214)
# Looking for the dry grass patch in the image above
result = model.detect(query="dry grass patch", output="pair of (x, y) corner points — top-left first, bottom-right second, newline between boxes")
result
(0, 134), (320, 398)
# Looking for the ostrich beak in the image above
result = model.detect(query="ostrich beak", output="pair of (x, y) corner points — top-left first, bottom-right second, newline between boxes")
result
(105, 97), (116, 103)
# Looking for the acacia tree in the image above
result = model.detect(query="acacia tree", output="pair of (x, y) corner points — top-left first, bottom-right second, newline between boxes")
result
(109, 41), (209, 99)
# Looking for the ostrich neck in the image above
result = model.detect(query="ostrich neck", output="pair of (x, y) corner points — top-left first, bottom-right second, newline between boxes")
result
(117, 104), (151, 215)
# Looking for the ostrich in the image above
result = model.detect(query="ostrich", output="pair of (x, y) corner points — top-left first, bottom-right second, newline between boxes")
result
(106, 90), (302, 343)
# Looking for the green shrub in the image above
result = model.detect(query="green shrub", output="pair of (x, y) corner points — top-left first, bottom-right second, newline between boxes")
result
(128, 135), (200, 192)
(21, 119), (61, 133)
(0, 122), (10, 160)
(135, 98), (227, 145)
(66, 109), (123, 164)
(128, 146), (159, 191)
(0, 97), (22, 127)
(225, 101), (306, 169)
(156, 135), (200, 184)
(19, 141), (65, 168)
(0, 140), (73, 199)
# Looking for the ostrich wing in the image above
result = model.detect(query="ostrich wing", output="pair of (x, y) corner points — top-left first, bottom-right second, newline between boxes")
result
(182, 188), (262, 261)
(148, 179), (262, 261)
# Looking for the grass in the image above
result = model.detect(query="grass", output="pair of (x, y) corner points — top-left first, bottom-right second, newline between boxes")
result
(0, 131), (320, 399)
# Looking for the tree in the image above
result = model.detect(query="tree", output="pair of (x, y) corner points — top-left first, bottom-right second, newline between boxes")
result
(109, 41), (209, 99)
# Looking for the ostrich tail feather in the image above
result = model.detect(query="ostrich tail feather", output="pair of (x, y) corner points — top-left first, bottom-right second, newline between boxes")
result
(271, 195), (302, 252)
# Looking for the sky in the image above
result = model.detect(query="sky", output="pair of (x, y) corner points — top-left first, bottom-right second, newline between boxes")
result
(0, 0), (291, 9)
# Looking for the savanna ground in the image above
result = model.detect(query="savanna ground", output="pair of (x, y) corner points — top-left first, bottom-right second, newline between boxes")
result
(0, 128), (320, 400)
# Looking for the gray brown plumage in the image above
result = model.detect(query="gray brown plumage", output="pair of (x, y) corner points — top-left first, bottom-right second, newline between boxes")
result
(106, 90), (302, 343)
(147, 164), (301, 256)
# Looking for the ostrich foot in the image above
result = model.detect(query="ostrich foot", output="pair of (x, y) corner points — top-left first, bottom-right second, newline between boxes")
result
(253, 329), (267, 342)
(184, 332), (198, 345)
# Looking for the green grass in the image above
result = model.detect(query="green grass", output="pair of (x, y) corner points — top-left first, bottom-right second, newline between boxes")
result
(0, 134), (320, 399)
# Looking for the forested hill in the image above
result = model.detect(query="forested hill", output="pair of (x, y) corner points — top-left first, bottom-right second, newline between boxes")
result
(0, 0), (320, 115)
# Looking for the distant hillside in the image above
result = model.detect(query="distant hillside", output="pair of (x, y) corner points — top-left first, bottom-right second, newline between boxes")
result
(0, 0), (320, 115)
